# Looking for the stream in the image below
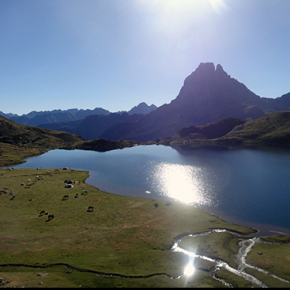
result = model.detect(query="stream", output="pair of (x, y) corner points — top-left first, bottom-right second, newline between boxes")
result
(1, 229), (289, 288)
(172, 229), (290, 288)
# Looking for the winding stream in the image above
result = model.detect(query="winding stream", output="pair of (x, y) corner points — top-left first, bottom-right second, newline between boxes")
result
(1, 229), (289, 288)
(171, 229), (290, 288)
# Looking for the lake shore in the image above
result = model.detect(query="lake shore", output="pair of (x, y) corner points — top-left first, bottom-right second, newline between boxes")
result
(197, 204), (290, 239)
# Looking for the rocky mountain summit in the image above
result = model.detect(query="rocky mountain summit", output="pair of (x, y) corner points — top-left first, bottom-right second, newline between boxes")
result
(127, 102), (157, 115)
(99, 63), (290, 142)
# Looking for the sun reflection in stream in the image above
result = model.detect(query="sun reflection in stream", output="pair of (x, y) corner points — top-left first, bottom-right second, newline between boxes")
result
(183, 259), (195, 277)
(151, 162), (212, 206)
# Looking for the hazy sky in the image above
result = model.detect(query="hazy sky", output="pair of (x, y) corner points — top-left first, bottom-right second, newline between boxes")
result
(1, 0), (290, 115)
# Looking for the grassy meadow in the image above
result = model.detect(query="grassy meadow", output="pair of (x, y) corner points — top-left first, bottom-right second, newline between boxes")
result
(0, 167), (289, 287)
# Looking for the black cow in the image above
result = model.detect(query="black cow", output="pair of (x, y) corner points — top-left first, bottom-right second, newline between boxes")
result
(87, 206), (94, 212)
(48, 214), (54, 220)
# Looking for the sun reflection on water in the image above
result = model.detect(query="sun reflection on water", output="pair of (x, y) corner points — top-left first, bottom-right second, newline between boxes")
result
(184, 260), (195, 277)
(151, 162), (212, 206)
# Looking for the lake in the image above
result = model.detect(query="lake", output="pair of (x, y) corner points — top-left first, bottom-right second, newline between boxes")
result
(9, 145), (290, 236)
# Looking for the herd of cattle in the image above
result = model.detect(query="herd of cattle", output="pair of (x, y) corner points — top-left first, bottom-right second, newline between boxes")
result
(38, 182), (94, 222)
(2, 171), (171, 225)
(1, 177), (95, 223)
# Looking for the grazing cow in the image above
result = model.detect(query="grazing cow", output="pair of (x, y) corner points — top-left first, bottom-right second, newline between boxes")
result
(39, 210), (45, 216)
(154, 202), (159, 207)
(62, 195), (69, 201)
(87, 206), (94, 212)
(75, 193), (78, 198)
(48, 214), (54, 220)
(81, 190), (88, 195)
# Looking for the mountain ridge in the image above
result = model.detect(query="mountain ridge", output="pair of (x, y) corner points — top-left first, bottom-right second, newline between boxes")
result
(3, 62), (290, 143)
(99, 63), (290, 142)
(1, 102), (157, 133)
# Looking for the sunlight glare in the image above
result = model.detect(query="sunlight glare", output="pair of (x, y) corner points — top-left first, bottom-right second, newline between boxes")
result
(137, 0), (212, 37)
(151, 162), (211, 205)
(184, 261), (195, 277)
(208, 0), (229, 13)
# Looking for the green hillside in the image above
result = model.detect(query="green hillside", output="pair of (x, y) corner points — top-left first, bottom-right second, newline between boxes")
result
(158, 111), (290, 149)
(221, 111), (290, 147)
(0, 116), (141, 167)
(0, 115), (83, 167)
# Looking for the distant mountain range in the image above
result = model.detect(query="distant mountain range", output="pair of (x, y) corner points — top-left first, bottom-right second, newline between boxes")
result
(0, 107), (110, 126)
(2, 62), (290, 143)
(36, 102), (157, 140)
(0, 102), (157, 134)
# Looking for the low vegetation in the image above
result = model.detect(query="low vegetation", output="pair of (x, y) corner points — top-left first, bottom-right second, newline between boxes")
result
(158, 111), (290, 149)
(0, 168), (289, 288)
(0, 168), (251, 288)
(0, 116), (141, 167)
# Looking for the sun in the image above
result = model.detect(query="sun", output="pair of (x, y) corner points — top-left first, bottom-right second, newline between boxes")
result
(208, 0), (229, 13)
(137, 0), (228, 37)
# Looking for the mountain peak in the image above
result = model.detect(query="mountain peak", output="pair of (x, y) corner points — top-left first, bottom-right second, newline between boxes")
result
(183, 62), (230, 86)
(127, 102), (157, 115)
(216, 63), (230, 78)
(216, 63), (224, 72)
(195, 62), (227, 75)
(195, 62), (215, 74)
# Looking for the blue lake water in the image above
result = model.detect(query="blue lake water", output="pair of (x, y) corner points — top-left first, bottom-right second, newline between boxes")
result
(9, 145), (290, 235)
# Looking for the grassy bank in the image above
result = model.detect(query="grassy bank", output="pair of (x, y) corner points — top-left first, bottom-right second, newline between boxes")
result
(0, 168), (289, 288)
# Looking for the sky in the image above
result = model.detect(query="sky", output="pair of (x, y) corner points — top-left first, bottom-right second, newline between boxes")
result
(1, 0), (290, 115)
